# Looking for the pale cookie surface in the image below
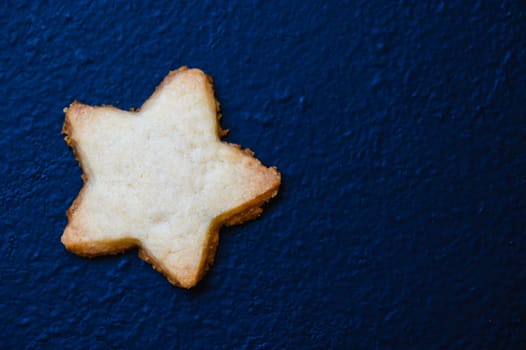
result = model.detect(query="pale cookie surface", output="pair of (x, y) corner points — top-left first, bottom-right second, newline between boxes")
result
(62, 67), (281, 288)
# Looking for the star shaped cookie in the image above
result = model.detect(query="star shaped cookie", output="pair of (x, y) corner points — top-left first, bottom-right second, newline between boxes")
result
(62, 67), (281, 288)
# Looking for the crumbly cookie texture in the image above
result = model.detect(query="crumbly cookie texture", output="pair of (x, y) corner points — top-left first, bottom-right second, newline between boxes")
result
(62, 67), (281, 288)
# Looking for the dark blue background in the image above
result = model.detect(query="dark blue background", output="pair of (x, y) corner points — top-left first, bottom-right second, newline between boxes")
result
(1, 1), (525, 349)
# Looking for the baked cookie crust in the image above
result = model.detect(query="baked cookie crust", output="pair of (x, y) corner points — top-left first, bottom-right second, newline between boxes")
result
(62, 67), (280, 288)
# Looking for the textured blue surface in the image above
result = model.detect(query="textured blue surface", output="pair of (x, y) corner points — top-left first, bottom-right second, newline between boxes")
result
(1, 1), (526, 349)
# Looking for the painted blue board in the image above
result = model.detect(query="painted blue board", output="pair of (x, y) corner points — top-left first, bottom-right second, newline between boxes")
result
(1, 1), (525, 348)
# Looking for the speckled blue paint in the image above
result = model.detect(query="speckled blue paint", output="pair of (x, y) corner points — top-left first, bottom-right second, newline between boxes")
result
(1, 1), (526, 349)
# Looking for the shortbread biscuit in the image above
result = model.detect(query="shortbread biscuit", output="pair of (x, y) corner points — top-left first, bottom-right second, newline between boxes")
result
(62, 67), (281, 288)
